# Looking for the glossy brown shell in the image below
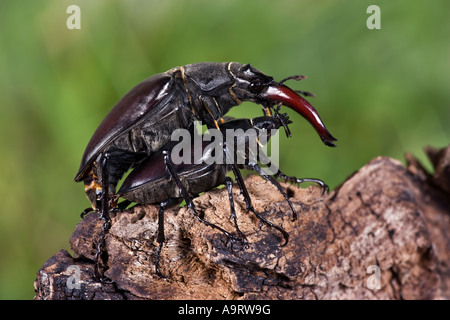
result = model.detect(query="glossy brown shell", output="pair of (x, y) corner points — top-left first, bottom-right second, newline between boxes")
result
(74, 72), (174, 181)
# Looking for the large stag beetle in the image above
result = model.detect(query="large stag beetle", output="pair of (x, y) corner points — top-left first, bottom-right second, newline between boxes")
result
(74, 62), (337, 216)
(74, 62), (337, 279)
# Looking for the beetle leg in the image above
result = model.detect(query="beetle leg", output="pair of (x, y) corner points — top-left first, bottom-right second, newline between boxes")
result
(162, 150), (238, 244)
(247, 163), (298, 222)
(230, 163), (252, 211)
(224, 176), (248, 248)
(263, 106), (272, 117)
(200, 96), (222, 130)
(274, 171), (330, 195)
(93, 153), (113, 283)
(230, 163), (289, 246)
(253, 141), (329, 195)
(222, 136), (290, 245)
(80, 207), (95, 219)
(113, 199), (133, 211)
(155, 200), (170, 278)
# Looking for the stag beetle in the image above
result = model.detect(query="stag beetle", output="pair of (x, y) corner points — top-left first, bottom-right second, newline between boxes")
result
(74, 62), (337, 218)
(74, 63), (337, 279)
(116, 113), (320, 277)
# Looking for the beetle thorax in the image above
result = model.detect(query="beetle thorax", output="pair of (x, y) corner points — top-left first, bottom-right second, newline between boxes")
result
(181, 63), (242, 126)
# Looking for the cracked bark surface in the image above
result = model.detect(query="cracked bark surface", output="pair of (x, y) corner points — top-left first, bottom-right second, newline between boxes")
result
(34, 145), (450, 300)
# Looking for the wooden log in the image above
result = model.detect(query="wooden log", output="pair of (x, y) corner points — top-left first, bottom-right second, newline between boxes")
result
(34, 145), (450, 300)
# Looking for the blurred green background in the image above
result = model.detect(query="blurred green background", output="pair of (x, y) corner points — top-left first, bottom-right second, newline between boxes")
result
(0, 0), (449, 299)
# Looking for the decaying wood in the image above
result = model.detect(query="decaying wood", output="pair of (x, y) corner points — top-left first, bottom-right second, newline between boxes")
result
(34, 145), (450, 300)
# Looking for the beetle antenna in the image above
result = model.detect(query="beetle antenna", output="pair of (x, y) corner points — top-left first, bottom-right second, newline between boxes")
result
(295, 90), (315, 97)
(279, 75), (307, 84)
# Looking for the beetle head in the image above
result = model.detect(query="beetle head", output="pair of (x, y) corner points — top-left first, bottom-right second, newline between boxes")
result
(230, 63), (337, 147)
(251, 112), (292, 139)
(230, 63), (275, 100)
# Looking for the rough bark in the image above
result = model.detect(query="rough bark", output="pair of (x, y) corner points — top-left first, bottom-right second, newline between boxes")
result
(34, 145), (450, 300)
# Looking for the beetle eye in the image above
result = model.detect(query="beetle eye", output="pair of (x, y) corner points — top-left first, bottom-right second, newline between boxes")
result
(242, 64), (251, 71)
(249, 81), (264, 94)
(256, 120), (272, 130)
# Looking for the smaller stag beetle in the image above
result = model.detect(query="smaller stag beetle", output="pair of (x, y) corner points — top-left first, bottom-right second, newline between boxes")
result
(114, 113), (325, 277)
(74, 62), (337, 231)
